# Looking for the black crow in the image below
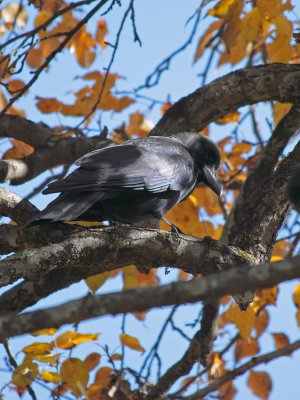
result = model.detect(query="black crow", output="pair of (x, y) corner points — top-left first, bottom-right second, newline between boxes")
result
(27, 132), (222, 230)
(288, 165), (300, 213)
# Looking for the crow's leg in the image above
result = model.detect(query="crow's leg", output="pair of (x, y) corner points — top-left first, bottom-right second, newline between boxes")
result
(161, 216), (184, 235)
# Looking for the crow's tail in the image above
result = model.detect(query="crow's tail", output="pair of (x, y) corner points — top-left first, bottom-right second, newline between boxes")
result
(25, 191), (105, 226)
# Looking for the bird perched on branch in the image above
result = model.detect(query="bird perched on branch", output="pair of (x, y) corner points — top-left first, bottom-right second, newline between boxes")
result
(27, 132), (222, 231)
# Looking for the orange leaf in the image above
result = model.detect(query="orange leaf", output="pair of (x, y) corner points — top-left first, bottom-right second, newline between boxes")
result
(216, 111), (240, 124)
(123, 265), (140, 290)
(26, 48), (45, 68)
(248, 370), (272, 400)
(36, 97), (62, 113)
(7, 79), (26, 94)
(161, 101), (172, 115)
(61, 358), (89, 397)
(194, 20), (222, 62)
(120, 333), (145, 352)
(94, 366), (113, 387)
(234, 337), (259, 361)
(111, 353), (122, 361)
(71, 29), (96, 68)
(95, 19), (108, 48)
(72, 333), (99, 345)
(231, 142), (252, 155)
(255, 287), (278, 307)
(272, 333), (290, 351)
(224, 303), (256, 340)
(268, 36), (293, 63)
(273, 102), (292, 127)
(84, 353), (101, 372)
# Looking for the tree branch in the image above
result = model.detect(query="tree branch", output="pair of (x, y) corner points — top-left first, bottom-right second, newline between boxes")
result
(0, 225), (246, 289)
(184, 339), (300, 399)
(0, 254), (299, 340)
(0, 186), (38, 224)
(150, 64), (300, 136)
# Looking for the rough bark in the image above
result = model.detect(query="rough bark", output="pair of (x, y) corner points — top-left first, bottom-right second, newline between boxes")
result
(0, 254), (299, 340)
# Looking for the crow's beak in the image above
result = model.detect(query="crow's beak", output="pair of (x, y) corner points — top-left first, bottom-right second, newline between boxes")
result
(202, 165), (223, 196)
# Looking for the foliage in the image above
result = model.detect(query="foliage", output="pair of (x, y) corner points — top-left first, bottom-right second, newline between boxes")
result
(0, 0), (299, 399)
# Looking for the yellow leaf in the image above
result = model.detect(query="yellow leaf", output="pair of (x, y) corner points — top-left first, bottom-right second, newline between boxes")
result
(225, 303), (256, 340)
(72, 333), (99, 344)
(31, 328), (57, 336)
(240, 7), (262, 44)
(274, 14), (293, 37)
(31, 353), (60, 365)
(61, 358), (89, 397)
(248, 370), (272, 400)
(293, 283), (300, 308)
(12, 359), (38, 386)
(123, 265), (140, 290)
(41, 370), (62, 383)
(120, 333), (145, 352)
(234, 337), (259, 361)
(85, 271), (110, 292)
(23, 342), (52, 355)
(216, 111), (240, 124)
(208, 0), (236, 18)
(257, 0), (288, 20)
(71, 29), (96, 68)
(84, 353), (101, 371)
(268, 36), (293, 63)
(273, 102), (292, 127)
(54, 331), (77, 349)
(270, 255), (283, 262)
(254, 309), (269, 337)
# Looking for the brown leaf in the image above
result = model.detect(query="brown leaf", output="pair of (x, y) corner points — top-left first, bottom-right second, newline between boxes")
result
(12, 359), (38, 386)
(95, 19), (108, 48)
(248, 370), (272, 400)
(84, 353), (101, 372)
(272, 332), (290, 352)
(36, 97), (62, 113)
(234, 337), (259, 361)
(254, 309), (269, 337)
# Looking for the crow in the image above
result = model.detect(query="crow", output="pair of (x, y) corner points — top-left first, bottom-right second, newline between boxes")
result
(26, 132), (223, 230)
(288, 165), (300, 213)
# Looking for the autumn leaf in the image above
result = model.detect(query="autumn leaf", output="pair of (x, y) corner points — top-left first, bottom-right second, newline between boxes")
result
(216, 110), (240, 124)
(120, 333), (145, 352)
(31, 328), (57, 336)
(54, 331), (77, 349)
(272, 333), (290, 351)
(234, 337), (259, 361)
(84, 353), (101, 371)
(94, 366), (113, 388)
(12, 359), (38, 386)
(254, 309), (269, 337)
(85, 271), (111, 292)
(72, 333), (99, 344)
(36, 97), (62, 113)
(223, 303), (256, 340)
(95, 19), (108, 48)
(61, 358), (89, 397)
(194, 20), (223, 62)
(41, 370), (63, 383)
(208, 0), (237, 18)
(2, 3), (28, 29)
(293, 283), (300, 308)
(23, 342), (52, 355)
(248, 370), (272, 400)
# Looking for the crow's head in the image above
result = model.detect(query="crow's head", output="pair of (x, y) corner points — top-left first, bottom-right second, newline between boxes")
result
(172, 132), (223, 196)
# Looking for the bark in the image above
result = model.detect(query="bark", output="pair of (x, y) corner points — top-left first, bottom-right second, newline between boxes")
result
(0, 254), (299, 340)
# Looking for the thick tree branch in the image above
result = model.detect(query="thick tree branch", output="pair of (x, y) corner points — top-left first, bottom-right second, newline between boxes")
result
(226, 139), (300, 262)
(0, 225), (246, 289)
(0, 254), (299, 340)
(184, 339), (300, 399)
(0, 186), (38, 224)
(0, 115), (110, 184)
(151, 64), (300, 136)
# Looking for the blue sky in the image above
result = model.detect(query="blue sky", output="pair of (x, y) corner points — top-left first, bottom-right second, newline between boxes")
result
(1, 0), (300, 399)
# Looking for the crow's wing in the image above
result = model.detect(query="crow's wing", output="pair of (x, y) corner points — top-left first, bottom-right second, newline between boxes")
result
(43, 140), (196, 195)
